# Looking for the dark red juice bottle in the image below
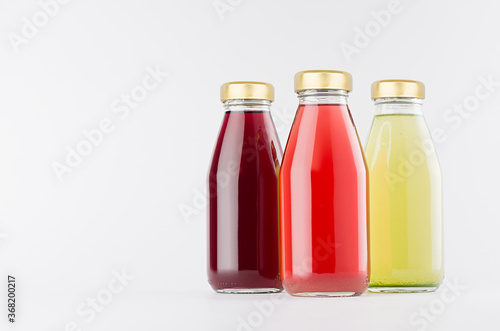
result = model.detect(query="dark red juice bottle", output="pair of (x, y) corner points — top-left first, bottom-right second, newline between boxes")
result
(280, 71), (369, 297)
(208, 81), (283, 293)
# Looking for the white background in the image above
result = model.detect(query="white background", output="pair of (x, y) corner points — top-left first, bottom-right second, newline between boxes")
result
(0, 0), (498, 330)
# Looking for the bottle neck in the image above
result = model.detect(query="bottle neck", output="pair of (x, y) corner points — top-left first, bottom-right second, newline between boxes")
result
(297, 89), (348, 105)
(223, 99), (271, 112)
(373, 98), (423, 115)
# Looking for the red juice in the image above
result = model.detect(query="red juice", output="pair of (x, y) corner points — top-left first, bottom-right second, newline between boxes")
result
(208, 109), (283, 293)
(280, 102), (369, 296)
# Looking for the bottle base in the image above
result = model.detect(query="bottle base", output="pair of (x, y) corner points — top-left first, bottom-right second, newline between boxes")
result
(368, 286), (439, 293)
(215, 288), (282, 294)
(291, 291), (362, 298)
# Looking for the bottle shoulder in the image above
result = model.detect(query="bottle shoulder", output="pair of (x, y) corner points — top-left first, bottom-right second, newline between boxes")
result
(281, 105), (365, 172)
(209, 112), (282, 171)
(365, 114), (442, 178)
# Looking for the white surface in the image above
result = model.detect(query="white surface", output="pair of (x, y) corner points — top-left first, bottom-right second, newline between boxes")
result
(0, 0), (498, 330)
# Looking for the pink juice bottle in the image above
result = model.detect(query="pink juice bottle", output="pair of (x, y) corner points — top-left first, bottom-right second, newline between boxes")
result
(280, 70), (369, 297)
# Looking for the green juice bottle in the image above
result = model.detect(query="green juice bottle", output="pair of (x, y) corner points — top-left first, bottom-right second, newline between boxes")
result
(365, 80), (443, 292)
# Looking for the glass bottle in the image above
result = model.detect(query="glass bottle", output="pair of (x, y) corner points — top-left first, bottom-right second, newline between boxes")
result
(365, 80), (444, 292)
(280, 71), (369, 297)
(207, 81), (283, 293)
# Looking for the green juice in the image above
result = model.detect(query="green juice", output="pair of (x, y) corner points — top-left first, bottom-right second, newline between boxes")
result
(365, 114), (443, 292)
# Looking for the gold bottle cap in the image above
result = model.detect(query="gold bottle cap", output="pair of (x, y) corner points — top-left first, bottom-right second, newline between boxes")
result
(371, 80), (425, 99)
(294, 70), (353, 92)
(220, 81), (274, 102)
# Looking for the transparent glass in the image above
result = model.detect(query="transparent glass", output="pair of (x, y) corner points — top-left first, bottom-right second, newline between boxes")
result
(365, 98), (444, 293)
(207, 99), (283, 294)
(280, 90), (369, 297)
